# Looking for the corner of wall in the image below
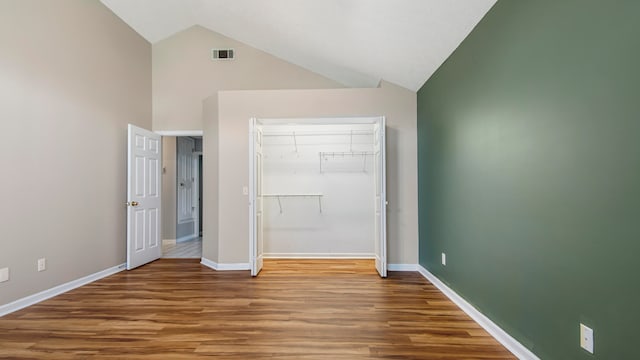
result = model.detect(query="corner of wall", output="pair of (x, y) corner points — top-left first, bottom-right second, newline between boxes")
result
(202, 95), (220, 262)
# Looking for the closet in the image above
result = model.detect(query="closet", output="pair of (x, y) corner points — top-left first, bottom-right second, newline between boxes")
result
(249, 117), (387, 277)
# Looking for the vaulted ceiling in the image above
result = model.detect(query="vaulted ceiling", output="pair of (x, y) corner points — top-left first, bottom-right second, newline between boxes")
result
(100, 0), (496, 91)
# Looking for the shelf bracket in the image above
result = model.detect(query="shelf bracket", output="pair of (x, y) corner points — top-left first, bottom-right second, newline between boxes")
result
(350, 130), (353, 152)
(293, 131), (298, 153)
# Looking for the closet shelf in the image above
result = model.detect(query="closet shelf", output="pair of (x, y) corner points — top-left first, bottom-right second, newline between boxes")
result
(319, 151), (374, 173)
(262, 130), (374, 152)
(262, 130), (373, 137)
(262, 194), (323, 214)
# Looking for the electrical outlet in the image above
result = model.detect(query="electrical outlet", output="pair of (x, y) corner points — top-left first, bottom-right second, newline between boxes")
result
(441, 253), (446, 266)
(242, 186), (249, 195)
(37, 258), (46, 272)
(0, 267), (9, 282)
(580, 323), (594, 354)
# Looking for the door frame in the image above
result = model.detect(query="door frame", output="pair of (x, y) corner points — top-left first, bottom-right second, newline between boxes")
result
(248, 117), (387, 277)
(154, 130), (204, 250)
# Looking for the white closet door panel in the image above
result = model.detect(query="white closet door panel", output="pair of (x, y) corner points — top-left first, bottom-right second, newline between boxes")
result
(250, 118), (264, 276)
(374, 118), (387, 277)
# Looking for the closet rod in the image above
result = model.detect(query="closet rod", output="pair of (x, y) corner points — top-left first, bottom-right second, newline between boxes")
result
(262, 131), (373, 137)
(319, 151), (374, 156)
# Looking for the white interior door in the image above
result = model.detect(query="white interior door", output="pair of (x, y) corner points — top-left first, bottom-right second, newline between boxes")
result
(177, 137), (195, 226)
(374, 117), (387, 277)
(127, 124), (162, 270)
(192, 154), (200, 238)
(249, 118), (264, 276)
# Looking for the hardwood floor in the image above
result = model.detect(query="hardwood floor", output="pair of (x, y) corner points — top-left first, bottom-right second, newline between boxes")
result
(162, 237), (202, 258)
(0, 259), (515, 359)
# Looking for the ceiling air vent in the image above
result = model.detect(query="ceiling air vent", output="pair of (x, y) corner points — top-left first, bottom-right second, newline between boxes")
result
(212, 48), (234, 60)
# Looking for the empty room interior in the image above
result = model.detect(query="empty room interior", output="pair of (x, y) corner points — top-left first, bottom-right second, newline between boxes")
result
(0, 1), (638, 359)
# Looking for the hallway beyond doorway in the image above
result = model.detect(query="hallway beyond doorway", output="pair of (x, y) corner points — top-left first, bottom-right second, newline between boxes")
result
(162, 237), (202, 258)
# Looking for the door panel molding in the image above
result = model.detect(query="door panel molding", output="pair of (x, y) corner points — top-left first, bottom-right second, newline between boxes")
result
(177, 137), (195, 224)
(127, 124), (162, 270)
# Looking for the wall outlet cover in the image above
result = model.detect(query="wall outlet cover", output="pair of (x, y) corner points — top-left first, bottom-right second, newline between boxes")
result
(0, 267), (8, 282)
(37, 258), (46, 272)
(580, 323), (594, 353)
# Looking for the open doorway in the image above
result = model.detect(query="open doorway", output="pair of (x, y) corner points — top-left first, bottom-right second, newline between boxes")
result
(161, 135), (203, 258)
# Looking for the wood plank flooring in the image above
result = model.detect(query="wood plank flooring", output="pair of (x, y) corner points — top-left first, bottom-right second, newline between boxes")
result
(0, 259), (515, 359)
(162, 238), (202, 258)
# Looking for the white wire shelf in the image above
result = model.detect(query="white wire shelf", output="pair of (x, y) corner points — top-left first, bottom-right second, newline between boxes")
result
(318, 151), (374, 173)
(263, 130), (374, 152)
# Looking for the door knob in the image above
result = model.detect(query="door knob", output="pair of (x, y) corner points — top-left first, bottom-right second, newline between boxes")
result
(127, 201), (139, 207)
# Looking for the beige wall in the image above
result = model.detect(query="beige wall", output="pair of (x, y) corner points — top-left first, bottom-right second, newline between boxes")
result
(153, 26), (341, 131)
(211, 82), (417, 265)
(153, 25), (345, 262)
(202, 97), (219, 262)
(0, 0), (151, 306)
(162, 137), (177, 241)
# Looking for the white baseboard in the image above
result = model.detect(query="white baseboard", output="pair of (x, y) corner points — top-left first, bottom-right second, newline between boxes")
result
(176, 234), (198, 243)
(0, 263), (126, 317)
(200, 258), (250, 271)
(417, 265), (540, 360)
(388, 264), (418, 271)
(263, 253), (375, 259)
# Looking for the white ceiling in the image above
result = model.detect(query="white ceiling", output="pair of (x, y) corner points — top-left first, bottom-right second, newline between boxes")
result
(100, 0), (496, 91)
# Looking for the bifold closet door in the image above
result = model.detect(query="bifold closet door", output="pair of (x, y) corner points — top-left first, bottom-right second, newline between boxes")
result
(374, 117), (387, 277)
(249, 118), (264, 276)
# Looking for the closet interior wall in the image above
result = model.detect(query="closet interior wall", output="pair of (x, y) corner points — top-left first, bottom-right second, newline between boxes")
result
(261, 123), (375, 257)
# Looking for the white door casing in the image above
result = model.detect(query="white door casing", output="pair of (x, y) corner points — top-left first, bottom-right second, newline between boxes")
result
(374, 117), (387, 277)
(249, 118), (264, 276)
(127, 124), (162, 270)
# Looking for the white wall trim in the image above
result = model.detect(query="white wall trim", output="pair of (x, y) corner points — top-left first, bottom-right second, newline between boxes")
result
(176, 234), (198, 243)
(417, 265), (540, 360)
(217, 263), (250, 270)
(263, 253), (375, 259)
(155, 130), (203, 136)
(201, 258), (250, 271)
(0, 263), (126, 317)
(388, 264), (418, 271)
(200, 258), (218, 270)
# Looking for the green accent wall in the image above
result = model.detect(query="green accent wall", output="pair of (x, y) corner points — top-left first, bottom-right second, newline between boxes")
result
(417, 1), (640, 359)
